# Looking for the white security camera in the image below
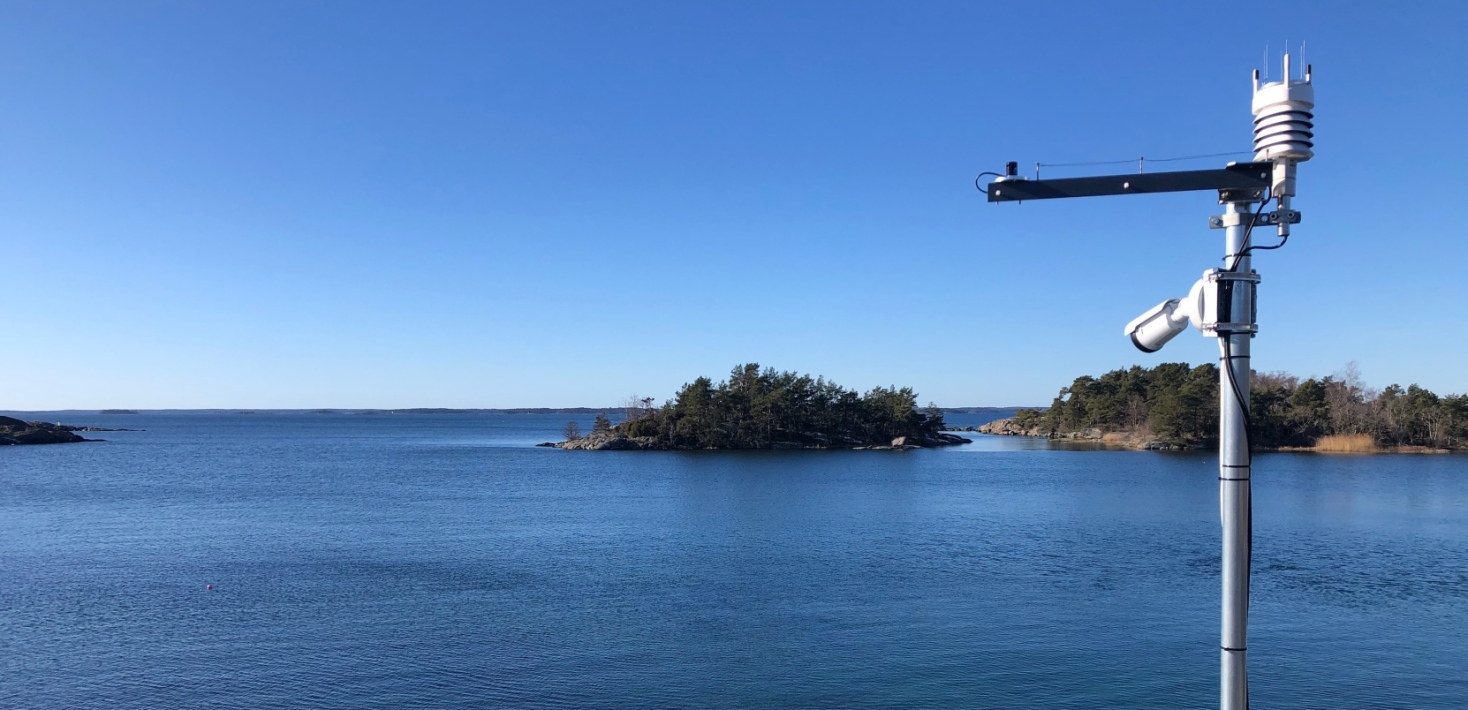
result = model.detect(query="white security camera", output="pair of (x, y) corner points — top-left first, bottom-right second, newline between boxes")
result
(1125, 299), (1188, 352)
(1124, 277), (1209, 352)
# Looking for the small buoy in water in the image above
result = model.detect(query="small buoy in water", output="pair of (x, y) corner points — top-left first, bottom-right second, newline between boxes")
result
(206, 584), (213, 590)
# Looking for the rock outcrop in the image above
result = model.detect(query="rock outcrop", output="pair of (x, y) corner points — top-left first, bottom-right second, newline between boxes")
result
(978, 417), (1201, 450)
(978, 418), (1053, 437)
(0, 416), (93, 445)
(553, 432), (663, 451)
(892, 433), (972, 448)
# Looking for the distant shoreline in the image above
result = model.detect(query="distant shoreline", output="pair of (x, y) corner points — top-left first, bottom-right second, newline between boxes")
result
(5, 406), (1040, 417)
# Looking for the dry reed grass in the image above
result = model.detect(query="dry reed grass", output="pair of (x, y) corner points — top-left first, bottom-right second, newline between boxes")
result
(1312, 434), (1379, 454)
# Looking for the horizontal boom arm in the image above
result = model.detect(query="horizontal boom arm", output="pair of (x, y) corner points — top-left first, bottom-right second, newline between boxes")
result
(987, 162), (1272, 202)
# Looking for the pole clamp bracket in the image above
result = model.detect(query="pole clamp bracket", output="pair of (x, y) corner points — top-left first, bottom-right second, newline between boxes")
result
(1208, 210), (1302, 229)
(1195, 270), (1261, 338)
(1211, 324), (1259, 336)
(1212, 271), (1262, 284)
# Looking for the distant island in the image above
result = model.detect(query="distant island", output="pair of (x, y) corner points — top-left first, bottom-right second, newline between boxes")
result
(100, 409), (139, 415)
(546, 363), (971, 451)
(980, 363), (1467, 453)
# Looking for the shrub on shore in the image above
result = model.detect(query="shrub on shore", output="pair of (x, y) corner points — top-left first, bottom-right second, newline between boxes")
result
(1312, 434), (1379, 453)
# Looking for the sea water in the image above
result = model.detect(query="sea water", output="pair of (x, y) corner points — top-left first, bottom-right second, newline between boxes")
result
(2, 412), (1465, 709)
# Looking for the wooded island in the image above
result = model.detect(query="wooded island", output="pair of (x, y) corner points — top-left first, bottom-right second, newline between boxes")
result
(550, 363), (970, 451)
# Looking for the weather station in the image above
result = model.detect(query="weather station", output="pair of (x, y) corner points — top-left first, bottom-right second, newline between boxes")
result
(978, 52), (1315, 710)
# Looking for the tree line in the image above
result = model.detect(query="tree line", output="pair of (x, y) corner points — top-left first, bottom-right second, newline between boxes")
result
(1013, 362), (1468, 449)
(587, 363), (947, 449)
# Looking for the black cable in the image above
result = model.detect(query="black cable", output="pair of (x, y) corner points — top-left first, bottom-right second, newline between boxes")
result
(1036, 157), (1139, 168)
(1224, 196), (1274, 272)
(1142, 151), (1256, 163)
(1246, 234), (1289, 253)
(974, 172), (1002, 191)
(1036, 150), (1252, 169)
(1229, 196), (1301, 260)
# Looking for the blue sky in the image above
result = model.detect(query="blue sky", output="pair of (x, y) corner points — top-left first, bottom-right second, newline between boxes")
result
(3, 1), (1465, 409)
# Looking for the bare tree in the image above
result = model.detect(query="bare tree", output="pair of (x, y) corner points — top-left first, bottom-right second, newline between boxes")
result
(1253, 370), (1299, 391)
(1326, 361), (1375, 434)
(563, 421), (582, 441)
(623, 394), (658, 421)
(1125, 394), (1149, 430)
(1424, 406), (1450, 448)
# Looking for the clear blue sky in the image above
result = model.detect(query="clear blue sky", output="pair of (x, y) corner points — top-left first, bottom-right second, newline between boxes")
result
(3, 1), (1465, 409)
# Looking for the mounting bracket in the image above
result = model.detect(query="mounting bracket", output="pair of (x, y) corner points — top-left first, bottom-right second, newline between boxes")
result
(1208, 210), (1301, 230)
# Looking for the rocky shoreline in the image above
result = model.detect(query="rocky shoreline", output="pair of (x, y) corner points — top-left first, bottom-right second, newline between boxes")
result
(0, 417), (142, 446)
(976, 417), (1459, 453)
(978, 417), (1200, 451)
(1, 417), (96, 445)
(540, 430), (973, 451)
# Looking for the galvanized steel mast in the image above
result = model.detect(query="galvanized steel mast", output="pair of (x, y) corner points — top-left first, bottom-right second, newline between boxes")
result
(980, 53), (1314, 710)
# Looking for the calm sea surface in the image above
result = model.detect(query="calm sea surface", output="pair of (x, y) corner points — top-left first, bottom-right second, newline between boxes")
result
(2, 412), (1465, 709)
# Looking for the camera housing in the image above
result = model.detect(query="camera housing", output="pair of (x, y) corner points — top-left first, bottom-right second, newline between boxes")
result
(1123, 275), (1225, 352)
(1124, 298), (1188, 352)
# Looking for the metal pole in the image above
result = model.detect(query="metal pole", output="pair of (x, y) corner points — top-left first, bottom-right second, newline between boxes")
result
(1219, 199), (1254, 710)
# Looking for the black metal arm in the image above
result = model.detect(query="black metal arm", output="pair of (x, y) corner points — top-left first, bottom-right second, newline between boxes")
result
(986, 162), (1272, 202)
